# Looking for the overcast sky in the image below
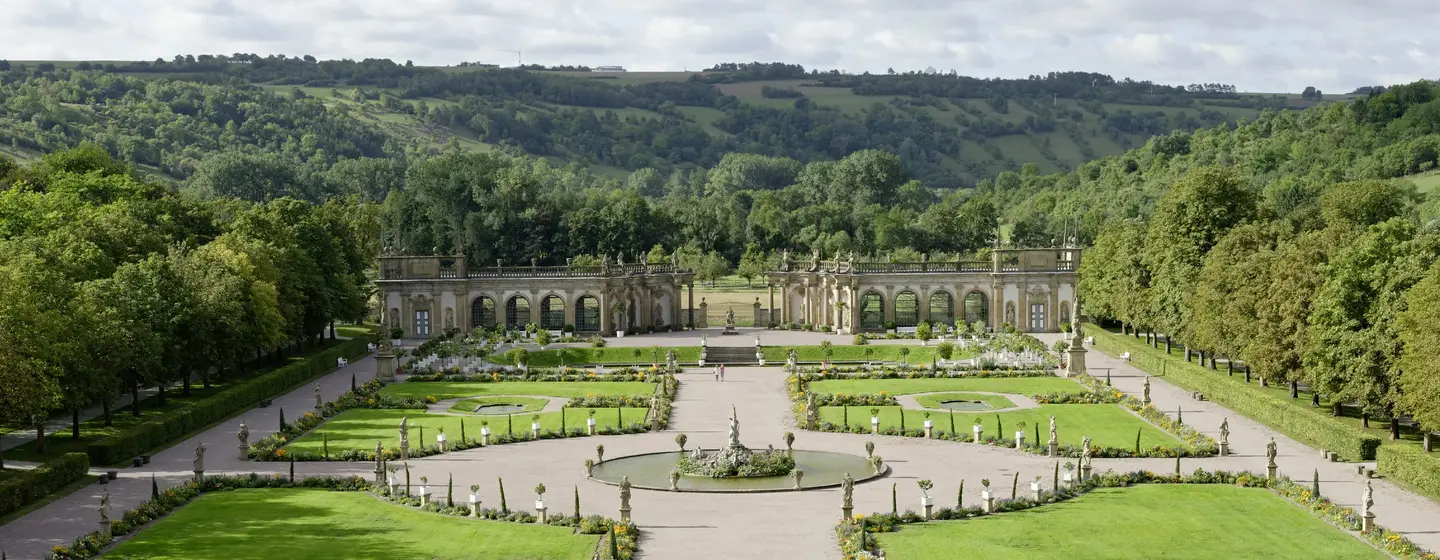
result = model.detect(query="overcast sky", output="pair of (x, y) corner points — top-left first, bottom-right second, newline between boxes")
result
(6, 0), (1437, 93)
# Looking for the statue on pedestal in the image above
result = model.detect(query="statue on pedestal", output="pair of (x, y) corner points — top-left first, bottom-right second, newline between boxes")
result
(619, 476), (632, 510)
(237, 421), (249, 447)
(780, 249), (791, 272)
(1143, 377), (1152, 404)
(1266, 437), (1278, 468)
(193, 441), (206, 473)
(1363, 480), (1374, 514)
(99, 488), (111, 524)
(841, 473), (854, 509)
(399, 417), (410, 447)
(1048, 415), (1058, 443)
(1219, 418), (1230, 445)
(727, 405), (743, 449)
(725, 307), (736, 328)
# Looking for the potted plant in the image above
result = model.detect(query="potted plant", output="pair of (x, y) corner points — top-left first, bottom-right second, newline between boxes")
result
(885, 321), (897, 334)
(535, 329), (552, 350)
(535, 482), (547, 512)
(675, 433), (688, 451)
(596, 444), (605, 463)
(923, 411), (933, 434)
(390, 327), (404, 345)
(918, 479), (935, 512)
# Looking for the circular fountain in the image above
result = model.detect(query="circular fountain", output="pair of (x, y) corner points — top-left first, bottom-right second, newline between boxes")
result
(588, 406), (886, 492)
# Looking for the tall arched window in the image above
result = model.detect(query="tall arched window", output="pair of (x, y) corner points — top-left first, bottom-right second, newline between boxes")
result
(860, 292), (885, 331)
(540, 295), (565, 330)
(505, 296), (530, 329)
(929, 291), (954, 325)
(470, 296), (495, 329)
(576, 296), (601, 332)
(894, 291), (919, 327)
(963, 291), (989, 329)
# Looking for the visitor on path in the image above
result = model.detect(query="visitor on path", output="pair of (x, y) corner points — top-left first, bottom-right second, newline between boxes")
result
(714, 364), (720, 381)
(720, 364), (726, 381)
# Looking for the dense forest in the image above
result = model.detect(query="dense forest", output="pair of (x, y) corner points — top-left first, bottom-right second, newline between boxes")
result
(0, 56), (1295, 188)
(0, 146), (375, 437)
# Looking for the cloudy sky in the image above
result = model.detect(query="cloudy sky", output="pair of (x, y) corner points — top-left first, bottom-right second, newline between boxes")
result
(6, 0), (1436, 93)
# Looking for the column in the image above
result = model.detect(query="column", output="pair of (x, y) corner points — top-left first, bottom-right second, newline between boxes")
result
(687, 282), (695, 328)
(768, 284), (776, 325)
(600, 290), (613, 334)
(1049, 278), (1060, 332)
(918, 286), (931, 323)
(1017, 283), (1029, 332)
(671, 284), (681, 328)
(781, 282), (790, 324)
(529, 290), (541, 326)
(565, 291), (578, 328)
(401, 293), (412, 338)
(991, 282), (1002, 331)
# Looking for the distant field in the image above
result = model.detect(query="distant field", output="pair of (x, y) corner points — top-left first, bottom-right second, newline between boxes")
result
(1410, 172), (1440, 194)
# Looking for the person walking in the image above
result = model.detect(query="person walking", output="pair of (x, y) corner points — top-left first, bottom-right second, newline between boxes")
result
(713, 364), (719, 381)
(719, 363), (726, 382)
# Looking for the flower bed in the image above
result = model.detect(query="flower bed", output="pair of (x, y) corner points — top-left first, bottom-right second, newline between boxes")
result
(836, 469), (1436, 560)
(675, 447), (796, 478)
(792, 366), (1057, 379)
(403, 366), (671, 384)
(565, 394), (651, 408)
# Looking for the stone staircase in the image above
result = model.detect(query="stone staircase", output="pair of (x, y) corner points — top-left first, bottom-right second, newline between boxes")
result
(704, 346), (760, 365)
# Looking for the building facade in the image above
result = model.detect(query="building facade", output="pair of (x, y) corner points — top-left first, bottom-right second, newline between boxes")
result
(377, 255), (696, 339)
(762, 247), (1080, 333)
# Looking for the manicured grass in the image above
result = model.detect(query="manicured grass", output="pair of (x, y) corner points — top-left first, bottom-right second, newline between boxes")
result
(379, 381), (652, 400)
(289, 408), (649, 453)
(492, 347), (701, 367)
(818, 404), (1181, 449)
(105, 488), (599, 560)
(447, 396), (549, 414)
(761, 345), (960, 364)
(912, 393), (1017, 410)
(809, 377), (1085, 397)
(879, 485), (1384, 560)
(2, 326), (377, 463)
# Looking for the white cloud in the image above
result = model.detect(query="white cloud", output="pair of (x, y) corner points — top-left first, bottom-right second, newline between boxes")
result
(1, 0), (1437, 92)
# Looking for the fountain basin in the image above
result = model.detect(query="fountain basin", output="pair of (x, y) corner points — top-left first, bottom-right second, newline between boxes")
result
(589, 450), (887, 492)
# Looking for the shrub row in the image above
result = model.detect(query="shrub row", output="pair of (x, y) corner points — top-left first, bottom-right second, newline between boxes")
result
(0, 452), (90, 518)
(87, 336), (373, 466)
(1088, 327), (1381, 460)
(1378, 444), (1440, 502)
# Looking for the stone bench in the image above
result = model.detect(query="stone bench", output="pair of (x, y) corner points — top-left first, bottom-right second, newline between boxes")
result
(1191, 391), (1206, 401)
(337, 357), (349, 368)
(1120, 352), (1132, 362)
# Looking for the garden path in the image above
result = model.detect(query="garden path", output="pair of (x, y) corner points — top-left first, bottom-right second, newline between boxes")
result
(6, 330), (1440, 559)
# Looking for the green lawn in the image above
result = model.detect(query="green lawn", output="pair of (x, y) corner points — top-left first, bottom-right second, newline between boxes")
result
(879, 485), (1383, 559)
(912, 393), (1017, 410)
(819, 404), (1181, 449)
(105, 489), (599, 560)
(809, 377), (1085, 397)
(492, 347), (701, 367)
(380, 381), (652, 400)
(447, 396), (549, 414)
(288, 408), (649, 453)
(762, 345), (964, 364)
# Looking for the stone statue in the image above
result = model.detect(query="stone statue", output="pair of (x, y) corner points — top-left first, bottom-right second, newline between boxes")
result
(804, 393), (819, 429)
(725, 307), (736, 328)
(841, 473), (854, 508)
(315, 383), (323, 408)
(375, 441), (384, 467)
(808, 248), (821, 272)
(602, 254), (611, 266)
(1081, 436), (1092, 463)
(727, 405), (742, 449)
(193, 441), (206, 473)
(780, 249), (791, 271)
(788, 349), (799, 368)
(1048, 415), (1057, 443)
(617, 251), (625, 266)
(1219, 418), (1230, 444)
(99, 488), (111, 524)
(1363, 480), (1374, 513)
(399, 416), (410, 446)
(847, 251), (856, 264)
(237, 421), (249, 447)
(1266, 437), (1278, 467)
(390, 314), (400, 329)
(444, 308), (454, 331)
(665, 349), (677, 369)
(619, 476), (632, 509)
(671, 251), (680, 268)
(1143, 377), (1152, 404)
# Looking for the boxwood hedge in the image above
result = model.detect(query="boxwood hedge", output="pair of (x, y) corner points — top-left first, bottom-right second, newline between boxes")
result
(1378, 444), (1440, 501)
(0, 452), (89, 518)
(1089, 326), (1382, 461)
(87, 337), (372, 466)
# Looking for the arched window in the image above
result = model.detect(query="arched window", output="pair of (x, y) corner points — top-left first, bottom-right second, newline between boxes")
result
(929, 291), (954, 325)
(963, 291), (989, 329)
(505, 295), (530, 329)
(894, 291), (919, 327)
(860, 292), (884, 331)
(576, 296), (601, 332)
(470, 296), (495, 329)
(540, 295), (565, 330)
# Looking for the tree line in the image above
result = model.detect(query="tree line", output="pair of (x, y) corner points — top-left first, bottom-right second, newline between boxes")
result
(0, 145), (376, 444)
(1064, 81), (1440, 438)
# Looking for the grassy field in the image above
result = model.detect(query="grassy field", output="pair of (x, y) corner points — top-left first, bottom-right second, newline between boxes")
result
(2, 326), (376, 463)
(878, 485), (1383, 560)
(819, 404), (1181, 449)
(105, 489), (600, 560)
(912, 393), (1018, 410)
(447, 396), (549, 414)
(288, 408), (648, 452)
(808, 377), (1085, 397)
(379, 381), (653, 401)
(490, 347), (702, 367)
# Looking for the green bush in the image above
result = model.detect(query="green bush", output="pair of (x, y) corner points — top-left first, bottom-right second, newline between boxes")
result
(87, 337), (373, 465)
(1089, 327), (1381, 460)
(1378, 444), (1440, 501)
(0, 452), (89, 517)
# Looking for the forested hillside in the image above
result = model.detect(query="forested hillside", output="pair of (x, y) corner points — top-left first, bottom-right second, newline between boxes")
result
(0, 57), (1311, 189)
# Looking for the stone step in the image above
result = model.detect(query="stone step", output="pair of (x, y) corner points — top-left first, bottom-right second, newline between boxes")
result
(704, 346), (760, 365)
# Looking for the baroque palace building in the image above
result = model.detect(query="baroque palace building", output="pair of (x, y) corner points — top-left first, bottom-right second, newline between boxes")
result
(762, 245), (1081, 334)
(376, 244), (1079, 339)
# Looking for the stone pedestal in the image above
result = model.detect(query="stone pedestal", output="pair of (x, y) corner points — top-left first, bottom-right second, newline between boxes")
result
(587, 419), (596, 435)
(400, 442), (410, 461)
(1363, 511), (1376, 532)
(1048, 441), (1059, 457)
(193, 470), (204, 485)
(1218, 441), (1229, 456)
(99, 520), (112, 539)
(981, 491), (995, 513)
(924, 421), (933, 439)
(1081, 464), (1092, 481)
(921, 496), (933, 519)
(620, 505), (631, 523)
(531, 423), (540, 439)
(481, 427), (491, 446)
(374, 467), (384, 487)
(1030, 482), (1042, 501)
(1267, 464), (1278, 481)
(1015, 432), (1026, 449)
(376, 352), (396, 383)
(239, 445), (250, 461)
(537, 502), (547, 523)
(438, 435), (447, 452)
(469, 495), (479, 516)
(842, 506), (853, 520)
(1065, 344), (1087, 377)
(973, 426), (983, 443)
(871, 418), (879, 434)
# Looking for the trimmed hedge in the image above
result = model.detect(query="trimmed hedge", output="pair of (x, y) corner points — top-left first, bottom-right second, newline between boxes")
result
(1378, 444), (1440, 501)
(1089, 326), (1382, 461)
(0, 452), (89, 518)
(87, 336), (373, 465)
